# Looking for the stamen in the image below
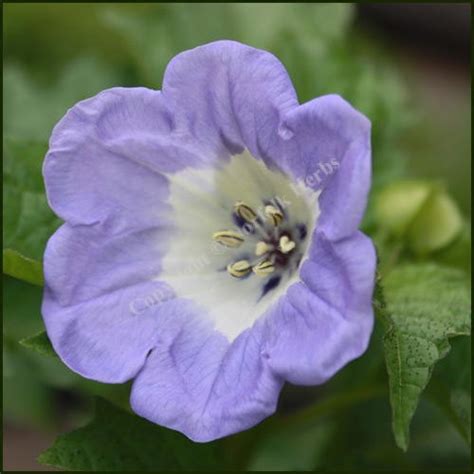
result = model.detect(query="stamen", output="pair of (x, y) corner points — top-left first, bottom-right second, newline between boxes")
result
(279, 235), (296, 254)
(227, 260), (252, 278)
(212, 230), (245, 248)
(265, 205), (283, 226)
(253, 259), (275, 277)
(235, 201), (257, 222)
(255, 241), (271, 256)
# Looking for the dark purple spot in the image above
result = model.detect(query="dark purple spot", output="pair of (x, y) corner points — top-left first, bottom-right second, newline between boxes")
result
(261, 275), (281, 297)
(232, 212), (255, 234)
(297, 224), (307, 240)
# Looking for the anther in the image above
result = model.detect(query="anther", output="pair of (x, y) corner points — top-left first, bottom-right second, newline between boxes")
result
(235, 201), (257, 222)
(279, 235), (296, 254)
(212, 230), (244, 248)
(227, 260), (252, 278)
(265, 205), (283, 226)
(253, 259), (275, 277)
(255, 241), (271, 256)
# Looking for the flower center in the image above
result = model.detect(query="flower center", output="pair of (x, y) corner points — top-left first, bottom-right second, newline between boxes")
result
(161, 150), (319, 341)
(212, 198), (307, 296)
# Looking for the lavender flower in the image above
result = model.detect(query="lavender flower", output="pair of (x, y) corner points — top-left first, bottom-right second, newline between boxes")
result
(42, 40), (375, 442)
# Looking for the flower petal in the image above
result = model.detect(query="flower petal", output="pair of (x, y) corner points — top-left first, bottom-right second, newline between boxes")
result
(162, 40), (298, 163)
(44, 87), (205, 231)
(278, 94), (371, 239)
(264, 230), (376, 385)
(130, 302), (282, 442)
(42, 223), (172, 382)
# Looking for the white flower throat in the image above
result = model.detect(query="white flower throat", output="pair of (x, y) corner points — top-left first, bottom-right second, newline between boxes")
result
(160, 150), (320, 341)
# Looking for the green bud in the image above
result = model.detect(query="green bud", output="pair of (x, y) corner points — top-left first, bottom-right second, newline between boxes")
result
(408, 191), (463, 255)
(375, 181), (432, 237)
(375, 180), (463, 255)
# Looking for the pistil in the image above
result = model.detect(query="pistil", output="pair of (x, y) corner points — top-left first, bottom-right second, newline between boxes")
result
(279, 235), (296, 254)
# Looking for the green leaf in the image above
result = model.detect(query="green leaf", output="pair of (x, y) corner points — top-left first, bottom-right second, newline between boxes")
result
(3, 341), (56, 428)
(3, 248), (43, 286)
(4, 58), (121, 142)
(39, 397), (223, 471)
(3, 139), (61, 271)
(427, 336), (471, 446)
(380, 264), (471, 451)
(20, 331), (57, 359)
(3, 275), (45, 339)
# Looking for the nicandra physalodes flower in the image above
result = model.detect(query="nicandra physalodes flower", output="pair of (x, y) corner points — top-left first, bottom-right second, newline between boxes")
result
(42, 41), (376, 442)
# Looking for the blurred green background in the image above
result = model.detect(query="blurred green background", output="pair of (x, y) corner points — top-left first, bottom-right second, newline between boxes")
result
(3, 3), (471, 471)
